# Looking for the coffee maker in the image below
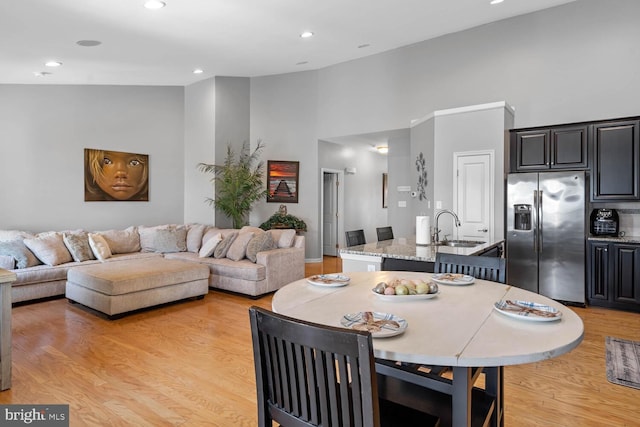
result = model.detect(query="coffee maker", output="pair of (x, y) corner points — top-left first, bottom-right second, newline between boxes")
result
(590, 208), (619, 236)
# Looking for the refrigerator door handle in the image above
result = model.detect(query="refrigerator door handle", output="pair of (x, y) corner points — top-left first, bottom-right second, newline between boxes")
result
(538, 190), (543, 252)
(533, 190), (538, 252)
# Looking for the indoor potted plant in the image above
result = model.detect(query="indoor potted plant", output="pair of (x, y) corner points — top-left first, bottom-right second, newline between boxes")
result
(259, 205), (307, 233)
(198, 140), (268, 229)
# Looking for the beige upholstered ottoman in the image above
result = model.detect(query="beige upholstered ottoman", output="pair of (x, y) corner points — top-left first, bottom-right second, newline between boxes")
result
(66, 258), (209, 318)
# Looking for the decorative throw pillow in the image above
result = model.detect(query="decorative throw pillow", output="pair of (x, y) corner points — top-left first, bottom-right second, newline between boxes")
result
(97, 226), (140, 254)
(0, 255), (14, 270)
(151, 226), (187, 253)
(198, 233), (222, 258)
(62, 231), (96, 262)
(0, 230), (34, 242)
(88, 233), (112, 261)
(213, 232), (239, 259)
(186, 223), (208, 253)
(201, 227), (221, 247)
(0, 240), (41, 269)
(267, 229), (296, 248)
(226, 232), (254, 261)
(245, 232), (276, 263)
(240, 226), (265, 236)
(23, 233), (73, 266)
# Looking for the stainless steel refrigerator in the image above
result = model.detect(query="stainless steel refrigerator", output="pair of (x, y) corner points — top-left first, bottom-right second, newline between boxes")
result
(506, 171), (586, 304)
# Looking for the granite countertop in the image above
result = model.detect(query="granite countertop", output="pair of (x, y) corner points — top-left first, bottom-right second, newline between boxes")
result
(339, 237), (504, 263)
(587, 235), (640, 243)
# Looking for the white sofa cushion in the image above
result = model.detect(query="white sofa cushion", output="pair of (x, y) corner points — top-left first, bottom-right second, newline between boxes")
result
(245, 233), (276, 262)
(63, 231), (96, 262)
(98, 226), (141, 254)
(267, 229), (296, 248)
(226, 232), (254, 261)
(88, 233), (112, 261)
(198, 233), (222, 258)
(23, 233), (73, 266)
(0, 240), (41, 269)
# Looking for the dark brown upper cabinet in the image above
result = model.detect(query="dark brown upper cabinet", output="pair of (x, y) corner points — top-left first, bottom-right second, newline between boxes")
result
(512, 125), (588, 171)
(592, 119), (640, 201)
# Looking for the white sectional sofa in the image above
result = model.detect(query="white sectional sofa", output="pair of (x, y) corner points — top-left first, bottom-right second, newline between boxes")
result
(0, 224), (305, 303)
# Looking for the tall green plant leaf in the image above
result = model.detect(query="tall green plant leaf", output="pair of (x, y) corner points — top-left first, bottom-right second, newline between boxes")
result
(198, 140), (268, 229)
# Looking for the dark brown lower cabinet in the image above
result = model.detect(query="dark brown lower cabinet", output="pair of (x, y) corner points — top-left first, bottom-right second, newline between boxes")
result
(588, 240), (640, 312)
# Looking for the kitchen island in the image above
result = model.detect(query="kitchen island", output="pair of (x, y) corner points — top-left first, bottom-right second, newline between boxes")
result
(339, 237), (504, 273)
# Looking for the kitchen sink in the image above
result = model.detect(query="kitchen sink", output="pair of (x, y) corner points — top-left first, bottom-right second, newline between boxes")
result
(434, 240), (485, 248)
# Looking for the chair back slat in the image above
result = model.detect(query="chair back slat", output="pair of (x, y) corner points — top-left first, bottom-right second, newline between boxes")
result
(249, 306), (380, 427)
(345, 230), (366, 247)
(376, 227), (394, 241)
(434, 252), (506, 284)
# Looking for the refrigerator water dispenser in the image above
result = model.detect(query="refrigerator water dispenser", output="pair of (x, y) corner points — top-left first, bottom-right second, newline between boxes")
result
(514, 204), (532, 230)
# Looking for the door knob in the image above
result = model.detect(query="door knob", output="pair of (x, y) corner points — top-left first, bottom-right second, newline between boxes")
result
(477, 228), (488, 232)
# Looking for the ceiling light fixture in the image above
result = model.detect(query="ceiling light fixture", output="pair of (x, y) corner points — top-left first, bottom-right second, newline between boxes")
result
(490, 0), (504, 4)
(76, 40), (102, 47)
(193, 68), (204, 74)
(377, 146), (389, 154)
(45, 61), (62, 67)
(300, 31), (314, 38)
(144, 0), (166, 10)
(33, 71), (52, 77)
(358, 44), (370, 49)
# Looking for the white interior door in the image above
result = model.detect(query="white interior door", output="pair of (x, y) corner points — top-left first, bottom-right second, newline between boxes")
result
(453, 151), (494, 242)
(323, 172), (339, 256)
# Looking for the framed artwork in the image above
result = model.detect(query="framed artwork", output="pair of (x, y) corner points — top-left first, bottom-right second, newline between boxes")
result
(84, 148), (149, 201)
(267, 160), (299, 203)
(382, 173), (388, 208)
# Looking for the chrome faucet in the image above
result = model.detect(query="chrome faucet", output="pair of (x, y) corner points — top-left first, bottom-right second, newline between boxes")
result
(433, 209), (461, 243)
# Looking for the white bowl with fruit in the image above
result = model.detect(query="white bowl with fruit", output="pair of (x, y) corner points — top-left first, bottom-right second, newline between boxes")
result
(371, 278), (439, 301)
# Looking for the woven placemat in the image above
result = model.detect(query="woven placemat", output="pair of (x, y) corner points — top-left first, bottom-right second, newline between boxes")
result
(605, 336), (640, 390)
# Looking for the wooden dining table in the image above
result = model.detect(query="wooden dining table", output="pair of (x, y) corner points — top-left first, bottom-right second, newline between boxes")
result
(272, 271), (584, 427)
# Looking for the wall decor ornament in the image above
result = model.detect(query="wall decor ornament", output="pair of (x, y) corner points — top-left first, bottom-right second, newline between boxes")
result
(84, 148), (149, 201)
(415, 152), (428, 201)
(267, 160), (299, 203)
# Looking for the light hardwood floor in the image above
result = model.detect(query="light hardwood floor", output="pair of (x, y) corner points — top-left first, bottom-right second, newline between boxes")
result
(1, 256), (639, 426)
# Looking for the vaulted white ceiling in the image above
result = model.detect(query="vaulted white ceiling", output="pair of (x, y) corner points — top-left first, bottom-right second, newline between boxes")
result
(0, 0), (576, 86)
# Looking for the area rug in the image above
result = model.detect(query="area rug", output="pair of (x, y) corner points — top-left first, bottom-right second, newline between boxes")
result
(605, 336), (640, 390)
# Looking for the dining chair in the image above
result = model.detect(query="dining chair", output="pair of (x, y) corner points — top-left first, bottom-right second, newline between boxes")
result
(345, 229), (366, 247)
(376, 226), (394, 241)
(434, 252), (506, 284)
(248, 306), (439, 427)
(377, 253), (506, 404)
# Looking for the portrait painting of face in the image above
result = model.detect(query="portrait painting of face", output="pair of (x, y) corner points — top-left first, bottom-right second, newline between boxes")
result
(84, 148), (149, 201)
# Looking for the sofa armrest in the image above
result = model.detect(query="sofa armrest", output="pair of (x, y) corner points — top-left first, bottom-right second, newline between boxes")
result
(256, 245), (305, 291)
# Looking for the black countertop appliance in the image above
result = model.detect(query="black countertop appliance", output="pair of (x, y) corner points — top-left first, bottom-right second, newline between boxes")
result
(590, 208), (619, 236)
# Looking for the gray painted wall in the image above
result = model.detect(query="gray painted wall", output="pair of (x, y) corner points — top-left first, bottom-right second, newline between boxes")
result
(214, 76), (251, 228)
(250, 71), (320, 259)
(386, 136), (412, 238)
(0, 85), (184, 232)
(184, 78), (216, 225)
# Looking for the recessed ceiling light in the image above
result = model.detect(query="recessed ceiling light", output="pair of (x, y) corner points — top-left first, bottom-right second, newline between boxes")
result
(77, 40), (102, 47)
(45, 61), (62, 67)
(144, 0), (166, 10)
(490, 0), (504, 4)
(193, 68), (204, 74)
(300, 31), (314, 38)
(377, 146), (389, 154)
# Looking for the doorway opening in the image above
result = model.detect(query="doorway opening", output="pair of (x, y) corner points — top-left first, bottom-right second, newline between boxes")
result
(320, 169), (344, 256)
